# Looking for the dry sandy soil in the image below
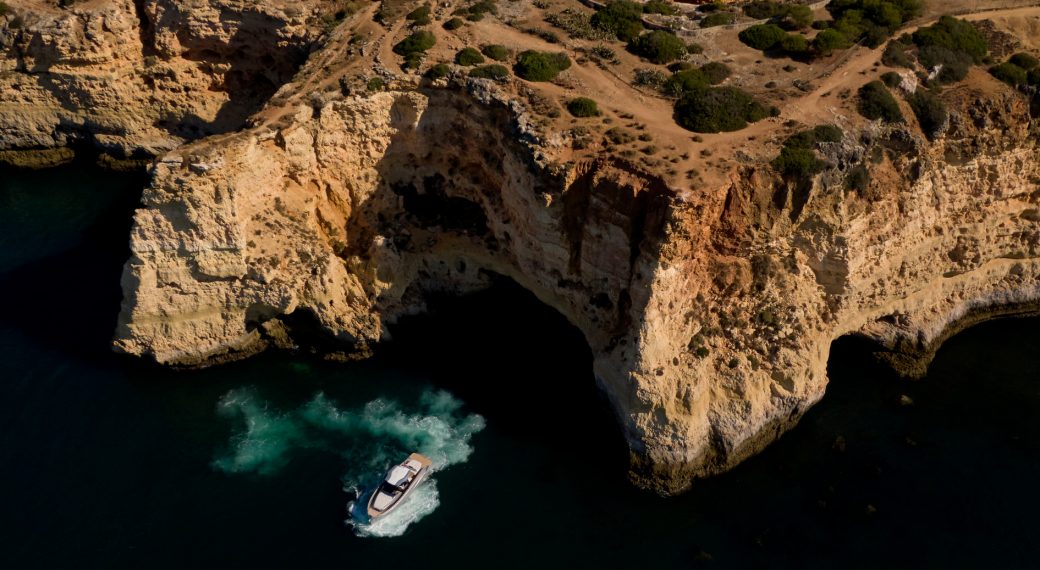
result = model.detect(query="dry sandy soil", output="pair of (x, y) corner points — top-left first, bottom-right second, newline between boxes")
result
(264, 0), (1040, 189)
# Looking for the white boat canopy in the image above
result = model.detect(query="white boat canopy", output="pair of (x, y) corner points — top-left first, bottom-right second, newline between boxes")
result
(385, 465), (415, 487)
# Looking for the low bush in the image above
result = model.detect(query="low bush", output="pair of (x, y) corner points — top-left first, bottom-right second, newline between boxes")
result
(739, 24), (787, 50)
(663, 69), (709, 94)
(780, 34), (809, 52)
(643, 1), (678, 16)
(467, 12), (484, 22)
(880, 71), (902, 88)
(1030, 68), (1040, 86)
(882, 42), (911, 68)
(456, 47), (485, 66)
(675, 87), (776, 133)
(482, 45), (510, 61)
(812, 29), (846, 55)
(783, 124), (843, 149)
(918, 45), (972, 84)
(591, 1), (645, 42)
(470, 1), (498, 14)
(1009, 52), (1039, 70)
(367, 77), (384, 91)
(912, 15), (988, 62)
(700, 12), (735, 28)
(907, 89), (948, 139)
(629, 30), (687, 64)
(514, 50), (571, 81)
(845, 163), (870, 195)
(743, 1), (782, 19)
(784, 5), (813, 29)
(635, 68), (668, 88)
(444, 17), (464, 30)
(668, 61), (694, 72)
(990, 62), (1027, 86)
(567, 97), (599, 117)
(426, 63), (450, 80)
(469, 64), (510, 80)
(406, 6), (431, 23)
(393, 30), (437, 57)
(771, 146), (825, 176)
(700, 62), (731, 84)
(857, 81), (903, 123)
(687, 43), (704, 55)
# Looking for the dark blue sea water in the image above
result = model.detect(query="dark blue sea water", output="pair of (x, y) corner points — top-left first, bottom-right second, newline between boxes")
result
(1, 161), (1038, 569)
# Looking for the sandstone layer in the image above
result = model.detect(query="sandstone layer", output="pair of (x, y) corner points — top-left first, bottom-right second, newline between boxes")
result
(0, 0), (329, 163)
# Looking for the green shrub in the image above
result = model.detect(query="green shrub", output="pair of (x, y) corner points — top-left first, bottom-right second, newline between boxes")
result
(467, 12), (484, 22)
(469, 64), (510, 79)
(426, 63), (451, 80)
(812, 20), (832, 30)
(695, 346), (710, 359)
(470, 1), (498, 13)
(783, 124), (843, 149)
(845, 163), (870, 195)
(144, 55), (157, 67)
(812, 124), (843, 143)
(350, 34), (364, 44)
(918, 45), (973, 84)
(857, 81), (904, 123)
(663, 70), (709, 94)
(912, 16), (988, 62)
(635, 68), (668, 88)
(591, 1), (645, 42)
(375, 9), (393, 23)
(668, 61), (694, 72)
(393, 30), (437, 56)
(813, 29), (847, 55)
(882, 41), (911, 67)
(771, 146), (826, 176)
(514, 50), (571, 81)
(700, 12), (735, 28)
(990, 62), (1027, 86)
(862, 25), (890, 49)
(1009, 53), (1039, 70)
(444, 17), (465, 30)
(567, 97), (599, 117)
(700, 62), (731, 85)
(739, 24), (788, 51)
(367, 77), (385, 91)
(483, 45), (510, 61)
(407, 6), (431, 22)
(675, 87), (775, 133)
(403, 56), (422, 70)
(629, 30), (687, 64)
(784, 5), (814, 29)
(907, 89), (948, 139)
(456, 47), (485, 66)
(743, 1), (783, 20)
(644, 1), (678, 16)
(881, 71), (902, 88)
(780, 34), (809, 52)
(687, 43), (704, 55)
(0, 3), (7, 17)
(1029, 68), (1040, 86)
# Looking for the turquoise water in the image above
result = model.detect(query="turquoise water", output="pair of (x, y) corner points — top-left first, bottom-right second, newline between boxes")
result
(1, 161), (1038, 568)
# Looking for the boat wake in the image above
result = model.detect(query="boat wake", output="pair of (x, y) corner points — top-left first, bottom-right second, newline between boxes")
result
(212, 387), (485, 536)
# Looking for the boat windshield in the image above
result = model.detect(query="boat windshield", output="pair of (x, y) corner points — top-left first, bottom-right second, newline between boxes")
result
(379, 482), (404, 496)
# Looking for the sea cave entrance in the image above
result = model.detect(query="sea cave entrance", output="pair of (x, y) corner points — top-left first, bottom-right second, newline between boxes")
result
(373, 276), (630, 471)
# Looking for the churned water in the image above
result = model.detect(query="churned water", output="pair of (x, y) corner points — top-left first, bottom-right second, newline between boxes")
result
(1, 160), (1039, 569)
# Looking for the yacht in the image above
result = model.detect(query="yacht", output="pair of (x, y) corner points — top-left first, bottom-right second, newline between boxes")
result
(366, 453), (432, 518)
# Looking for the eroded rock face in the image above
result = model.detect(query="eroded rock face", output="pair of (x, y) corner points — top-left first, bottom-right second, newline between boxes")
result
(0, 0), (322, 160)
(112, 77), (1040, 493)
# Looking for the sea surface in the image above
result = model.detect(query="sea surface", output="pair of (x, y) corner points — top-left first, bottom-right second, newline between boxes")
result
(1, 161), (1038, 569)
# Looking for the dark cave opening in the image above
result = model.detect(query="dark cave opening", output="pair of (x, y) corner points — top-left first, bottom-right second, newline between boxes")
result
(374, 277), (629, 466)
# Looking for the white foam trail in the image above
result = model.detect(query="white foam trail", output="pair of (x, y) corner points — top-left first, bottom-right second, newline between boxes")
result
(346, 479), (441, 538)
(212, 387), (484, 537)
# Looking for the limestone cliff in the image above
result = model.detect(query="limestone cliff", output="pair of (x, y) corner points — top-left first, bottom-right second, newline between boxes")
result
(0, 0), (326, 163)
(112, 70), (1040, 492)
(6, 0), (1040, 494)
